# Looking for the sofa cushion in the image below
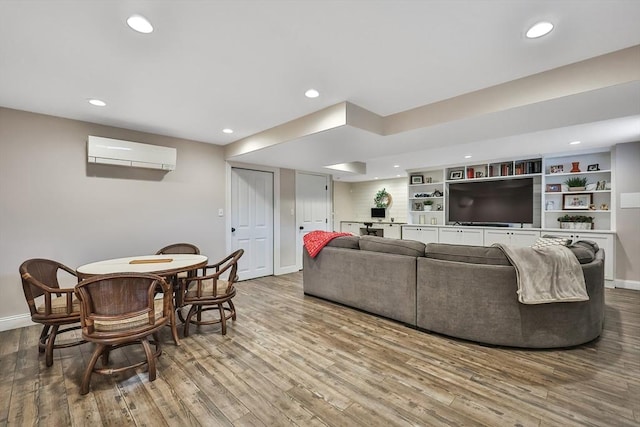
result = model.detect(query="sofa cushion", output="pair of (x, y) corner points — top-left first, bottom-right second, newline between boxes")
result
(543, 235), (599, 264)
(359, 235), (425, 257)
(326, 235), (360, 249)
(425, 243), (511, 265)
(569, 240), (599, 264)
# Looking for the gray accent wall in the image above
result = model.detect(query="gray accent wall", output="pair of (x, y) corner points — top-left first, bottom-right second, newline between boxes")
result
(0, 107), (228, 320)
(615, 141), (640, 283)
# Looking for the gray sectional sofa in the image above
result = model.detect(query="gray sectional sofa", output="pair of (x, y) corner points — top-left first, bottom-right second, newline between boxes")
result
(303, 235), (605, 348)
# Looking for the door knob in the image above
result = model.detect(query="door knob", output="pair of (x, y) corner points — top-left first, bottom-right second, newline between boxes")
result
(299, 226), (304, 230)
(231, 227), (236, 232)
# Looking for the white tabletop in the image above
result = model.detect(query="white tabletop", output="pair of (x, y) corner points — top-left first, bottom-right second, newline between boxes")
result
(77, 254), (208, 277)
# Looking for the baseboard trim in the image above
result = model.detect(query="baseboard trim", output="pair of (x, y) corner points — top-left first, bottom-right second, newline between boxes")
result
(275, 265), (300, 275)
(0, 313), (34, 332)
(614, 279), (640, 291)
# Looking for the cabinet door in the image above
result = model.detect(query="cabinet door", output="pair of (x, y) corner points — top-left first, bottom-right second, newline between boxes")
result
(484, 230), (511, 246)
(383, 224), (402, 239)
(402, 227), (422, 242)
(510, 231), (541, 247)
(341, 222), (359, 234)
(484, 230), (540, 247)
(402, 227), (438, 244)
(461, 229), (484, 246)
(440, 227), (483, 245)
(438, 228), (463, 245)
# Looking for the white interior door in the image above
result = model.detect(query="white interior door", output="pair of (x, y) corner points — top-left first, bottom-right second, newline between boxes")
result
(296, 172), (331, 269)
(231, 168), (274, 280)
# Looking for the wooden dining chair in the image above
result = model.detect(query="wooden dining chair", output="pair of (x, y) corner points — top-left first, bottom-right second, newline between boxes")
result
(155, 243), (200, 255)
(19, 258), (87, 367)
(155, 243), (201, 323)
(177, 249), (244, 336)
(74, 273), (172, 395)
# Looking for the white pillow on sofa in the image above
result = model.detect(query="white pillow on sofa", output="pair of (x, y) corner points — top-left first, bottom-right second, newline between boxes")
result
(531, 236), (571, 250)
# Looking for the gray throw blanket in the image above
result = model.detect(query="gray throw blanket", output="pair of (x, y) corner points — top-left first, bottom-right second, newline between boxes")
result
(493, 243), (589, 304)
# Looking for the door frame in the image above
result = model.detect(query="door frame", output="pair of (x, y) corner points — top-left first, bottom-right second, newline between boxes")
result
(226, 162), (285, 276)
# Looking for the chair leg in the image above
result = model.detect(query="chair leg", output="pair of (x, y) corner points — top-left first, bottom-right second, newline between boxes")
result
(140, 338), (157, 382)
(81, 343), (106, 395)
(39, 325), (51, 353)
(228, 300), (237, 321)
(45, 325), (59, 367)
(218, 304), (227, 335)
(183, 305), (198, 337)
(169, 309), (181, 346)
(101, 348), (111, 366)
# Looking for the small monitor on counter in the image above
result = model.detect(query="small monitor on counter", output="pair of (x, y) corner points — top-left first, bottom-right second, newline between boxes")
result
(371, 208), (386, 218)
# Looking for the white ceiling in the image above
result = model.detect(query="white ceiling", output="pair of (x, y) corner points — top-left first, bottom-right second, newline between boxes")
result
(1, 1), (639, 181)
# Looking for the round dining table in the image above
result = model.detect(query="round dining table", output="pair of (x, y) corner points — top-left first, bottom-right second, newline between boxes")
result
(76, 254), (208, 345)
(76, 254), (208, 279)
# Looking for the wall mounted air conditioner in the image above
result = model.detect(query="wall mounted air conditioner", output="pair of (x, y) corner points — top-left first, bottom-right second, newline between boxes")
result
(87, 136), (176, 170)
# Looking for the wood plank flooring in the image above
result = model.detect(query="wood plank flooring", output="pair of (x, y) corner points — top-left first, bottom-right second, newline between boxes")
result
(1, 272), (638, 426)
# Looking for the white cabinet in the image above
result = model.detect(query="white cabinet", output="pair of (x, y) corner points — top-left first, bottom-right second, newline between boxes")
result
(545, 231), (615, 281)
(340, 222), (403, 239)
(377, 223), (402, 239)
(438, 227), (484, 246)
(484, 229), (541, 247)
(402, 226), (439, 244)
(340, 222), (360, 234)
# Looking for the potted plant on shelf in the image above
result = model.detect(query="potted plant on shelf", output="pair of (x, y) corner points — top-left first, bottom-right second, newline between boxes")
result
(557, 214), (594, 230)
(423, 200), (433, 211)
(564, 176), (588, 192)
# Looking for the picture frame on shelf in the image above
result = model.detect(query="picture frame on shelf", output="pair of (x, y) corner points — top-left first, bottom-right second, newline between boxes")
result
(413, 202), (424, 211)
(424, 176), (432, 183)
(545, 184), (561, 192)
(563, 193), (593, 210)
(410, 174), (424, 185)
(475, 171), (484, 178)
(549, 165), (564, 174)
(587, 164), (600, 171)
(449, 170), (464, 180)
(596, 180), (607, 191)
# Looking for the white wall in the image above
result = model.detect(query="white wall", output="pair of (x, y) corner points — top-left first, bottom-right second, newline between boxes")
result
(342, 178), (408, 223)
(0, 108), (228, 327)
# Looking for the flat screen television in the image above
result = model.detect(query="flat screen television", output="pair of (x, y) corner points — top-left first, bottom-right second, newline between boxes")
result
(448, 178), (534, 225)
(371, 207), (386, 218)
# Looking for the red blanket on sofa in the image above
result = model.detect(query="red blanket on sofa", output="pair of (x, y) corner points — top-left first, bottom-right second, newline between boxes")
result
(303, 231), (352, 258)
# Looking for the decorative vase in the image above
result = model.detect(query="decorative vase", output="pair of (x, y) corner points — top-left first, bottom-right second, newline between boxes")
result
(570, 162), (581, 172)
(424, 205), (432, 211)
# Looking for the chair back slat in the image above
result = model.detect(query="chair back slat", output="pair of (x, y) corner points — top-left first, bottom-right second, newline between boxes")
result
(75, 273), (171, 336)
(19, 258), (77, 315)
(156, 243), (200, 255)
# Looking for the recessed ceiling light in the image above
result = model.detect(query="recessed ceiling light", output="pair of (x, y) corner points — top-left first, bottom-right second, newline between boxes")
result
(222, 128), (234, 134)
(88, 99), (106, 107)
(569, 140), (581, 145)
(305, 89), (319, 98)
(464, 155), (472, 159)
(374, 177), (379, 180)
(526, 21), (553, 39)
(127, 14), (153, 34)
(393, 165), (400, 168)
(396, 174), (401, 177)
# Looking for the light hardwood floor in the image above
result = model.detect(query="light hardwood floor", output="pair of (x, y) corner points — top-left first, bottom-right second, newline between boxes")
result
(1, 272), (639, 426)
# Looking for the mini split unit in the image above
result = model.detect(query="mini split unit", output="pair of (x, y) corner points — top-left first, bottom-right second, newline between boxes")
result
(87, 136), (176, 170)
